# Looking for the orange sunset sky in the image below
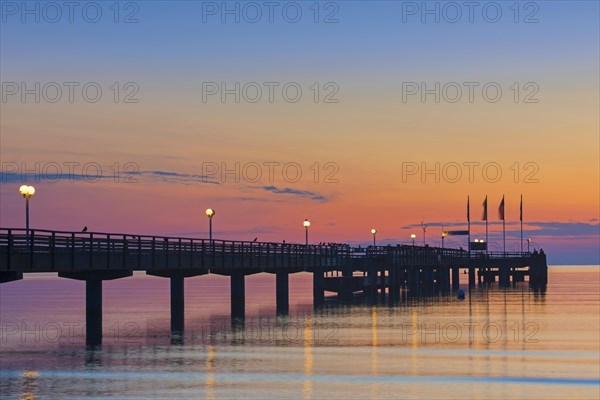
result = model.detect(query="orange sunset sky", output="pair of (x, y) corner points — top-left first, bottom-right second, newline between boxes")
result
(1, 1), (598, 263)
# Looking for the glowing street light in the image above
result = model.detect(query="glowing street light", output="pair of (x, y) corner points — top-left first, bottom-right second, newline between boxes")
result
(19, 185), (35, 248)
(371, 228), (377, 246)
(205, 208), (215, 241)
(303, 219), (310, 245)
(410, 233), (416, 246)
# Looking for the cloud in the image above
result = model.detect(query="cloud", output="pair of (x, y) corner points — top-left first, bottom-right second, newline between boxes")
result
(402, 220), (600, 239)
(141, 170), (219, 185)
(233, 196), (287, 203)
(170, 225), (283, 237)
(260, 186), (328, 202)
(0, 169), (219, 185)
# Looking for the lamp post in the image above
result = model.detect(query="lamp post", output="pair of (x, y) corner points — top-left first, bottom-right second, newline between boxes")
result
(19, 185), (35, 248)
(303, 219), (310, 245)
(411, 234), (416, 246)
(371, 229), (377, 246)
(527, 238), (531, 253)
(205, 208), (215, 241)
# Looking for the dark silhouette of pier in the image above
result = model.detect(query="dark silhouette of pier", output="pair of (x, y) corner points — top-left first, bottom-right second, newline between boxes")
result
(0, 228), (548, 346)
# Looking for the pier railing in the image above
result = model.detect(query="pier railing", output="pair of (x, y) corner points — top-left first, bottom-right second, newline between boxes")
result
(365, 245), (531, 266)
(0, 228), (536, 273)
(0, 228), (351, 272)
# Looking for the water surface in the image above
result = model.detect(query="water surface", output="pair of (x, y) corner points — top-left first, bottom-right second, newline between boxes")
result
(1, 266), (598, 399)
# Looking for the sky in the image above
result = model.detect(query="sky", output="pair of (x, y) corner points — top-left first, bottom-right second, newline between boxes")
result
(1, 0), (599, 264)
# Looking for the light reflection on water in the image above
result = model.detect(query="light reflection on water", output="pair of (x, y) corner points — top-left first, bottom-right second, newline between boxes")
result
(1, 266), (598, 399)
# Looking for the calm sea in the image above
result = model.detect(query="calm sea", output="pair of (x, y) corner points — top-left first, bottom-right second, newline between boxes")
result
(1, 266), (599, 399)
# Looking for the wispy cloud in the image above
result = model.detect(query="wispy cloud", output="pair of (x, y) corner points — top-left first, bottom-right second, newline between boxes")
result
(260, 186), (328, 202)
(141, 170), (219, 184)
(0, 169), (219, 185)
(2, 169), (331, 203)
(402, 220), (600, 239)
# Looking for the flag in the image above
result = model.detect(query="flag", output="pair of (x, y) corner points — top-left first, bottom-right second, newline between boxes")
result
(498, 195), (505, 220)
(467, 195), (470, 222)
(482, 196), (488, 221)
(520, 194), (523, 222)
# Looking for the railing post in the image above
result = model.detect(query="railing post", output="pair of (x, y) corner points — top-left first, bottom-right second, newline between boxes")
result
(89, 233), (94, 269)
(266, 243), (270, 268)
(29, 230), (35, 270)
(71, 233), (75, 270)
(240, 242), (244, 268)
(151, 237), (156, 268)
(107, 234), (111, 269)
(178, 238), (182, 268)
(123, 235), (128, 269)
(212, 239), (216, 268)
(7, 229), (12, 270)
(138, 236), (142, 269)
(49, 232), (56, 270)
(190, 239), (194, 268)
(164, 238), (168, 268)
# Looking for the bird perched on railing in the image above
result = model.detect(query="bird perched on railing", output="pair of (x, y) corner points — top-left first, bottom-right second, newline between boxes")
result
(82, 226), (88, 232)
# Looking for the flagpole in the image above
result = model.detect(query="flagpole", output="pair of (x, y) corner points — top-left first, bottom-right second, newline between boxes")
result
(485, 195), (488, 252)
(467, 195), (471, 257)
(502, 195), (506, 255)
(503, 218), (506, 254)
(520, 194), (523, 253)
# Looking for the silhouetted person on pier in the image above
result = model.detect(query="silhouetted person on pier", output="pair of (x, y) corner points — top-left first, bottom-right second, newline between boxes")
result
(82, 226), (88, 232)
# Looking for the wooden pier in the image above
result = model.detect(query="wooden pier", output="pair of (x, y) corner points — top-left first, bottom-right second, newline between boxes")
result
(0, 228), (548, 346)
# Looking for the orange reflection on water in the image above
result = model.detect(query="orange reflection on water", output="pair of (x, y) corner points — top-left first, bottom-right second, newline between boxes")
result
(205, 345), (216, 400)
(303, 315), (313, 400)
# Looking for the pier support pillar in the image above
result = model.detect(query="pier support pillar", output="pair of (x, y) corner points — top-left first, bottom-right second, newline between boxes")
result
(389, 268), (400, 303)
(231, 272), (245, 321)
(170, 276), (184, 333)
(452, 266), (460, 291)
(86, 279), (102, 347)
(0, 272), (23, 284)
(408, 267), (419, 297)
(436, 267), (450, 293)
(379, 269), (386, 301)
(530, 252), (548, 288)
(59, 270), (132, 347)
(499, 267), (510, 287)
(340, 268), (354, 302)
(366, 266), (378, 303)
(468, 266), (476, 287)
(276, 271), (289, 315)
(313, 270), (325, 307)
(146, 269), (208, 339)
(422, 267), (435, 296)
